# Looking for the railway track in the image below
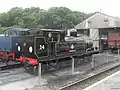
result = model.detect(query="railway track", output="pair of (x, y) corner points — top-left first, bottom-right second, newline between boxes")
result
(60, 62), (120, 90)
(0, 67), (34, 85)
(0, 63), (23, 70)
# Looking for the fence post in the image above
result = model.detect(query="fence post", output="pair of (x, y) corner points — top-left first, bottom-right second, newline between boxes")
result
(106, 50), (108, 63)
(38, 63), (42, 85)
(104, 51), (108, 63)
(92, 55), (95, 69)
(37, 63), (47, 86)
(118, 49), (120, 60)
(71, 56), (75, 74)
(71, 56), (80, 75)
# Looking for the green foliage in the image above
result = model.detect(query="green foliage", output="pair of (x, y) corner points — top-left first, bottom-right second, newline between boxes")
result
(0, 27), (8, 34)
(0, 7), (91, 29)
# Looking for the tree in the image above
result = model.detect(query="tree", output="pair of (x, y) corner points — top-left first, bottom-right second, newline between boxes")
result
(0, 7), (91, 29)
(0, 12), (10, 27)
(8, 7), (23, 26)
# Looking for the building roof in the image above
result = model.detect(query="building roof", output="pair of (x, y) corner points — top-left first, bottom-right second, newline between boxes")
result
(75, 12), (120, 29)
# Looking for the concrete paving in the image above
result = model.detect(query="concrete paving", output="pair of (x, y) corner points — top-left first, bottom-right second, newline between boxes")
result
(0, 76), (47, 90)
(84, 71), (120, 90)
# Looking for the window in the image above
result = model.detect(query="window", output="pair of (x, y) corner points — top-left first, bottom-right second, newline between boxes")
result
(47, 32), (59, 42)
(4, 30), (17, 36)
(20, 31), (30, 36)
(104, 18), (108, 22)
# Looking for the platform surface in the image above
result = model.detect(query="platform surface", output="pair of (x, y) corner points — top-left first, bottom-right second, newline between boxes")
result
(84, 70), (120, 90)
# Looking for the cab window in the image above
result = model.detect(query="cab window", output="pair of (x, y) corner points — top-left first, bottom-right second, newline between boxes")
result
(47, 32), (59, 42)
(20, 31), (30, 36)
(4, 30), (17, 36)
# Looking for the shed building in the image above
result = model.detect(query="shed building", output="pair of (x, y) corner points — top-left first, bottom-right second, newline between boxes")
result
(75, 12), (120, 51)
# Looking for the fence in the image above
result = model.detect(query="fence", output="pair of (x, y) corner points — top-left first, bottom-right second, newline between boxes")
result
(37, 49), (120, 85)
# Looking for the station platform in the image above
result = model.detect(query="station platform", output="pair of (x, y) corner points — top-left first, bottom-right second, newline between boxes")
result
(84, 70), (120, 90)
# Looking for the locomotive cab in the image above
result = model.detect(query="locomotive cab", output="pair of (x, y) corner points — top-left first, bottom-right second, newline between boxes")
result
(43, 31), (60, 43)
(29, 29), (66, 42)
(67, 29), (77, 37)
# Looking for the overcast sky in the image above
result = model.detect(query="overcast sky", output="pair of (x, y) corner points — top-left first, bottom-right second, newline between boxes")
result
(0, 0), (119, 17)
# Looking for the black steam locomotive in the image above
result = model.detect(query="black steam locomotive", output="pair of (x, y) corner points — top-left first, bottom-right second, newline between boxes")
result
(0, 28), (98, 69)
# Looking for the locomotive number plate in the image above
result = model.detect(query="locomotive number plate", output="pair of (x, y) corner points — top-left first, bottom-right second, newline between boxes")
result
(34, 37), (48, 58)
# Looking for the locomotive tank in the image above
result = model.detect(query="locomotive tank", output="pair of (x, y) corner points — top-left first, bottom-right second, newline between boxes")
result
(17, 36), (48, 59)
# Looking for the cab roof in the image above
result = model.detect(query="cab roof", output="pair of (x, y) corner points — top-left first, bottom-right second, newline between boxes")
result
(29, 28), (64, 32)
(7, 28), (29, 31)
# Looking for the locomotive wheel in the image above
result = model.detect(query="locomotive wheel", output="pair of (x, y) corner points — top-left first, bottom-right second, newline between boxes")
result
(4, 53), (9, 65)
(110, 48), (115, 53)
(0, 54), (3, 62)
(23, 61), (33, 71)
(47, 60), (59, 71)
(0, 52), (9, 65)
(23, 62), (38, 75)
(0, 52), (5, 62)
